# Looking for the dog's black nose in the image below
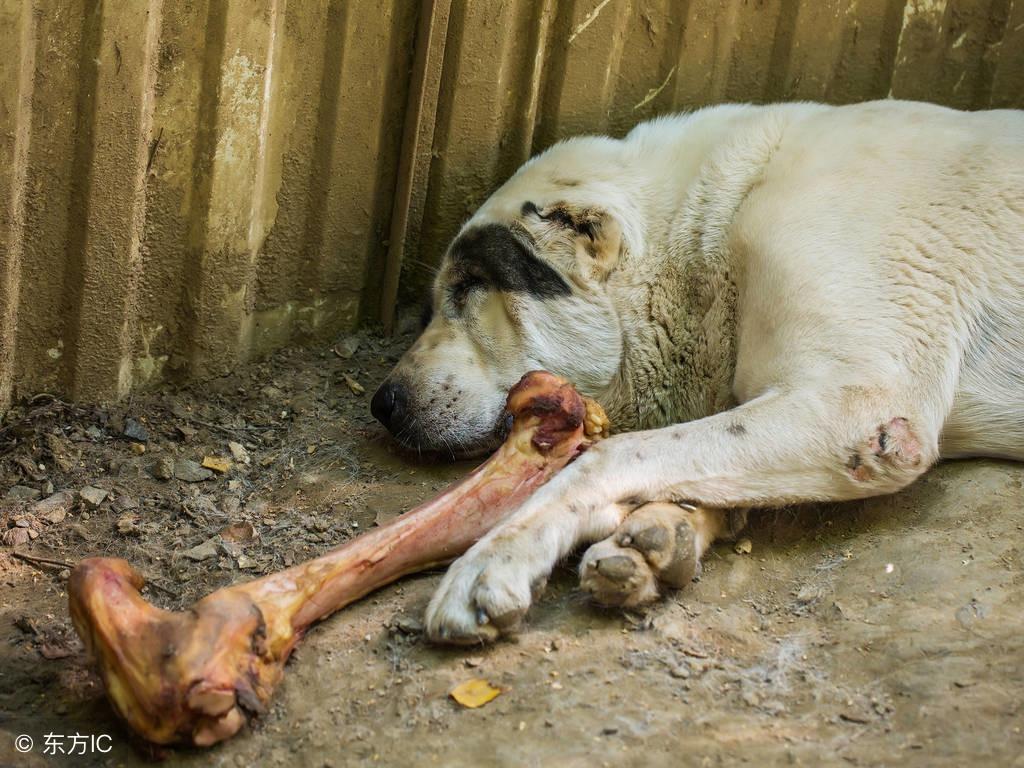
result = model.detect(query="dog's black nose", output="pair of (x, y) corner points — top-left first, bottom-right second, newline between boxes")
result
(370, 380), (408, 432)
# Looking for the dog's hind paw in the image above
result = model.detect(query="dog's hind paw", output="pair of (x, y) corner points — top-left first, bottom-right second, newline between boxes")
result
(579, 502), (703, 608)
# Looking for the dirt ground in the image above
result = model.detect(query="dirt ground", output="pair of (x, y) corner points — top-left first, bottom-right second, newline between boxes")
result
(0, 330), (1021, 768)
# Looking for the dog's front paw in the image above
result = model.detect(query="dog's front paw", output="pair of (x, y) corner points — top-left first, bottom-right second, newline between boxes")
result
(425, 543), (544, 645)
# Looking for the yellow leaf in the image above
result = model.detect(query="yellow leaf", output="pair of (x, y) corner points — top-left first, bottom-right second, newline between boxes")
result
(202, 456), (232, 473)
(342, 373), (365, 395)
(449, 678), (502, 709)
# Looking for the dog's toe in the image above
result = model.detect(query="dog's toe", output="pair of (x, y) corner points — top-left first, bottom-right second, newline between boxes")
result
(425, 546), (539, 644)
(579, 540), (658, 607)
(580, 502), (702, 607)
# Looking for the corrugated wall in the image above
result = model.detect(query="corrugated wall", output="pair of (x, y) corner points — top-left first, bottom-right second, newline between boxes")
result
(2, 0), (1022, 410)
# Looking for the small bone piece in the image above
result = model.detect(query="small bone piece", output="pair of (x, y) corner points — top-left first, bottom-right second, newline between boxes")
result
(69, 372), (605, 747)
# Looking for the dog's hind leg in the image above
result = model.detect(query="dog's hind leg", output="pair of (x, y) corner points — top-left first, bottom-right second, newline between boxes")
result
(578, 503), (747, 607)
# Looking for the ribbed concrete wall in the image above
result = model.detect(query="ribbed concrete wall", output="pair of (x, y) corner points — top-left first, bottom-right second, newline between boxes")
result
(2, 0), (1022, 410)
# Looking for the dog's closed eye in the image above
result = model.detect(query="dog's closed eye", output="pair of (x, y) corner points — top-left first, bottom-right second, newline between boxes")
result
(449, 273), (487, 310)
(521, 201), (597, 242)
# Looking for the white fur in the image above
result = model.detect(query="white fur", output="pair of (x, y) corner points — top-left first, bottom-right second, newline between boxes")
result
(389, 100), (1024, 643)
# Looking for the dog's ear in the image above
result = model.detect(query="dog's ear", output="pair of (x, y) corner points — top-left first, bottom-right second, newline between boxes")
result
(522, 202), (622, 281)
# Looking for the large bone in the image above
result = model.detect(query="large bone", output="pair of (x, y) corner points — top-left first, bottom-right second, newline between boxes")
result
(69, 371), (607, 747)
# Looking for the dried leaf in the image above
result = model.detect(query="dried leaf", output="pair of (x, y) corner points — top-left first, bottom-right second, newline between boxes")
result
(202, 456), (232, 474)
(342, 373), (365, 396)
(450, 678), (502, 708)
(220, 521), (256, 543)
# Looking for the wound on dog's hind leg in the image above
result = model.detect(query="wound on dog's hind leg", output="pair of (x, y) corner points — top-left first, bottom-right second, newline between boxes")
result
(846, 417), (923, 482)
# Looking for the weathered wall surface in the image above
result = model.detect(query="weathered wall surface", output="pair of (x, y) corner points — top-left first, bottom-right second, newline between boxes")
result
(1, 0), (1021, 409)
(0, 0), (417, 407)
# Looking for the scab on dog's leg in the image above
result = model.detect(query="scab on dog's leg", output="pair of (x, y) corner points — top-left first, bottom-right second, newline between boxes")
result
(579, 503), (743, 607)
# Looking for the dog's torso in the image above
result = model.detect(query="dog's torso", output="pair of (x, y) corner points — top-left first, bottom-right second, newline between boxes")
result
(598, 101), (1024, 459)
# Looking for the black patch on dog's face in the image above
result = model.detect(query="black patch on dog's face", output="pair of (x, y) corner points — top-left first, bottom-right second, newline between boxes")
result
(447, 224), (571, 304)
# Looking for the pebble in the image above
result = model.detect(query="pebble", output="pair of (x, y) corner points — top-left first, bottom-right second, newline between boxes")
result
(123, 417), (149, 443)
(116, 514), (139, 534)
(30, 490), (75, 524)
(394, 615), (424, 634)
(2, 528), (31, 546)
(228, 441), (251, 465)
(182, 537), (220, 561)
(174, 458), (214, 482)
(79, 486), (108, 509)
(5, 485), (41, 502)
(151, 456), (174, 480)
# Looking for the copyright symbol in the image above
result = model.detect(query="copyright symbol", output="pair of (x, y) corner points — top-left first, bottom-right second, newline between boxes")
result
(14, 734), (33, 752)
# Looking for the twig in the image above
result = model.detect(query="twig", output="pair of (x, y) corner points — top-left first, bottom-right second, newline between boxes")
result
(12, 551), (73, 570)
(186, 417), (274, 436)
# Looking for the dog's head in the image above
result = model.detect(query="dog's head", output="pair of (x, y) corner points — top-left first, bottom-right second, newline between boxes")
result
(372, 139), (636, 457)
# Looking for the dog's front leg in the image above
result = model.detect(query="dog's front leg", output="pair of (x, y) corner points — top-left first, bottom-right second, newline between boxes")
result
(426, 388), (939, 643)
(423, 469), (633, 644)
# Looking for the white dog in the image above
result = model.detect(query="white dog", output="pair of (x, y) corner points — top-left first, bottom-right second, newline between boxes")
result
(369, 100), (1024, 644)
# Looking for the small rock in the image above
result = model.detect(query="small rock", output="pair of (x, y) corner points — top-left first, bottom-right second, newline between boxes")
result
(734, 538), (753, 555)
(151, 456), (174, 480)
(202, 455), (232, 474)
(79, 486), (108, 509)
(112, 495), (140, 513)
(669, 664), (690, 679)
(5, 485), (41, 502)
(228, 441), (251, 465)
(601, 726), (619, 736)
(394, 615), (423, 635)
(30, 491), (75, 524)
(123, 417), (149, 443)
(182, 537), (220, 561)
(219, 540), (243, 559)
(2, 528), (31, 546)
(116, 514), (139, 535)
(464, 657), (484, 668)
(236, 554), (257, 570)
(174, 458), (214, 483)
(176, 423), (198, 441)
(130, 442), (147, 455)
